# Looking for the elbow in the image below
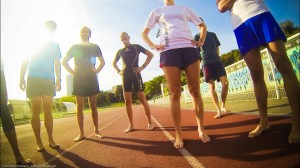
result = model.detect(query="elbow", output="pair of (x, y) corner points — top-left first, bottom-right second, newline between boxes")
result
(218, 6), (228, 13)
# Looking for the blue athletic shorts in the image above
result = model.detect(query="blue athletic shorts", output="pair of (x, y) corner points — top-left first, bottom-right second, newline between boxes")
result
(160, 47), (201, 69)
(202, 62), (227, 82)
(234, 12), (287, 56)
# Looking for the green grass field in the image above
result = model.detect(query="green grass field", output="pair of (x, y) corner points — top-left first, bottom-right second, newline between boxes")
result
(0, 103), (126, 126)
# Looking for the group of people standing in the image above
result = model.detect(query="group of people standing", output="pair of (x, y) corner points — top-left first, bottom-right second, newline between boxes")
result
(1, 0), (299, 166)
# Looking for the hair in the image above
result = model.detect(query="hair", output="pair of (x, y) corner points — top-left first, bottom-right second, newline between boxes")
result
(45, 20), (57, 33)
(120, 32), (129, 37)
(81, 26), (92, 35)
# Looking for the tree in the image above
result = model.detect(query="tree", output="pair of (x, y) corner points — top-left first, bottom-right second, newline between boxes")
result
(114, 85), (124, 102)
(60, 95), (75, 103)
(280, 19), (300, 38)
(220, 49), (242, 67)
(144, 75), (166, 99)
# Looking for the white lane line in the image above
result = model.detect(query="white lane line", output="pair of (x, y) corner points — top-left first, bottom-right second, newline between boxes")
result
(152, 116), (205, 168)
(45, 113), (126, 165)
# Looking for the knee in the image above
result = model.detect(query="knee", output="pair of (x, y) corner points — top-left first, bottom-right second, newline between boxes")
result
(275, 59), (293, 75)
(249, 69), (264, 83)
(125, 99), (132, 105)
(169, 90), (181, 101)
(189, 87), (200, 98)
(209, 84), (215, 91)
(222, 80), (229, 89)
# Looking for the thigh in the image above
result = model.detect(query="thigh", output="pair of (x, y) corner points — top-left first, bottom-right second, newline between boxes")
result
(123, 92), (132, 102)
(266, 40), (289, 67)
(243, 48), (264, 77)
(132, 73), (144, 92)
(122, 74), (133, 92)
(88, 95), (97, 108)
(75, 96), (84, 111)
(41, 95), (53, 109)
(219, 76), (229, 86)
(162, 66), (181, 93)
(185, 60), (201, 91)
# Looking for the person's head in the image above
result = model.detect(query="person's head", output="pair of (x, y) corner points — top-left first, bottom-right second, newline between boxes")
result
(80, 26), (92, 41)
(45, 20), (57, 33)
(120, 32), (130, 46)
(164, 0), (175, 6)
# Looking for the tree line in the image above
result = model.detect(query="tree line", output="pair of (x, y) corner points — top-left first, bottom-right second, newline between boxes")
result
(58, 20), (299, 107)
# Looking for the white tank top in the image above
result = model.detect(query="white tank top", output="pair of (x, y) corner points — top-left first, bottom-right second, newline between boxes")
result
(230, 0), (269, 29)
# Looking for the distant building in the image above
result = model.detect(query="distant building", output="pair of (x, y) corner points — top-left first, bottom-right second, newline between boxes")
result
(66, 74), (73, 96)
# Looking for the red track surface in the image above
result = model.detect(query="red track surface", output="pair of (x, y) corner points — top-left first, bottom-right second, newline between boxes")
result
(1, 105), (299, 168)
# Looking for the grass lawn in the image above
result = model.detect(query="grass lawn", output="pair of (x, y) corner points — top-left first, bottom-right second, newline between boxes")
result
(1, 103), (126, 126)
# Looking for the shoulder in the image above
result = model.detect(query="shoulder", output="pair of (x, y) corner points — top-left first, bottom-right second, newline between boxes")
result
(133, 44), (146, 50)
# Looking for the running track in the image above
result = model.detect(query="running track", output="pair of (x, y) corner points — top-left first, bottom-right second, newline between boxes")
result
(1, 105), (299, 168)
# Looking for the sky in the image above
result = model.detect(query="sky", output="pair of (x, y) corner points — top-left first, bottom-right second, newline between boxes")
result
(1, 0), (299, 100)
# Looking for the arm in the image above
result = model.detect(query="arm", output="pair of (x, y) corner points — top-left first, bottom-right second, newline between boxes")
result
(112, 54), (122, 76)
(216, 46), (220, 56)
(134, 50), (154, 74)
(216, 0), (236, 13)
(62, 54), (74, 75)
(54, 58), (61, 91)
(19, 58), (29, 91)
(141, 28), (165, 51)
(192, 22), (207, 47)
(95, 55), (105, 74)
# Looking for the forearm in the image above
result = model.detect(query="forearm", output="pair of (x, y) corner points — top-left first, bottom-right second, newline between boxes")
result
(112, 62), (120, 73)
(198, 23), (207, 45)
(96, 59), (105, 72)
(141, 29), (155, 48)
(142, 51), (154, 68)
(54, 59), (61, 80)
(217, 0), (235, 13)
(20, 60), (29, 80)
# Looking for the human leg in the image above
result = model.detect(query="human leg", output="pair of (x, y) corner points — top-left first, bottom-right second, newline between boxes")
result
(219, 76), (229, 113)
(185, 60), (211, 143)
(1, 72), (32, 164)
(89, 95), (105, 138)
(163, 66), (183, 148)
(207, 80), (222, 118)
(41, 95), (59, 148)
(30, 96), (45, 150)
(137, 92), (154, 130)
(124, 92), (134, 133)
(266, 40), (300, 143)
(243, 48), (269, 138)
(74, 96), (85, 142)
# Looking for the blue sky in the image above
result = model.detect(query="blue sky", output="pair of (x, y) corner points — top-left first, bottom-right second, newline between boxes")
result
(1, 0), (299, 99)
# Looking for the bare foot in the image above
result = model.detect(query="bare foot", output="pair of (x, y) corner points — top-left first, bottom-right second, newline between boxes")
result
(248, 125), (270, 138)
(73, 135), (85, 142)
(199, 132), (211, 143)
(214, 113), (222, 119)
(174, 137), (184, 149)
(147, 124), (154, 130)
(49, 141), (60, 149)
(15, 157), (33, 166)
(36, 142), (45, 152)
(289, 118), (299, 144)
(95, 133), (106, 139)
(124, 126), (134, 133)
(221, 107), (230, 113)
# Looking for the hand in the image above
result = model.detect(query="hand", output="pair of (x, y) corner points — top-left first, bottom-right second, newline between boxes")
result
(19, 78), (26, 91)
(91, 67), (98, 74)
(133, 66), (144, 74)
(191, 40), (204, 47)
(55, 80), (61, 91)
(150, 44), (165, 51)
(118, 70), (124, 76)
